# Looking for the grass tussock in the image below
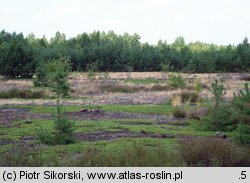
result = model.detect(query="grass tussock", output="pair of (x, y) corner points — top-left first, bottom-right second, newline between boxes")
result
(180, 91), (199, 103)
(172, 107), (186, 118)
(171, 94), (182, 107)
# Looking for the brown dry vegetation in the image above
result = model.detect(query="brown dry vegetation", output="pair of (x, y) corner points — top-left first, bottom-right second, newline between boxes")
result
(0, 72), (249, 105)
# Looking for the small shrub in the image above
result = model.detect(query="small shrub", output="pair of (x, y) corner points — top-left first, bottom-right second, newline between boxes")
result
(193, 81), (204, 93)
(37, 101), (75, 145)
(33, 61), (48, 87)
(208, 80), (226, 107)
(34, 57), (71, 97)
(202, 105), (239, 131)
(47, 57), (71, 97)
(232, 83), (250, 145)
(86, 63), (98, 80)
(87, 69), (96, 80)
(173, 107), (186, 118)
(234, 123), (250, 146)
(36, 128), (55, 145)
(168, 73), (186, 89)
(179, 138), (250, 167)
(232, 83), (250, 114)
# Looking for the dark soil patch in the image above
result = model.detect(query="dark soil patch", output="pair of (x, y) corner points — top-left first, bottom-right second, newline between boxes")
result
(75, 130), (174, 141)
(0, 108), (50, 126)
(0, 107), (186, 126)
(156, 118), (186, 124)
(0, 139), (16, 146)
(118, 121), (153, 125)
(20, 136), (35, 142)
(0, 136), (35, 146)
(0, 108), (30, 126)
(0, 108), (190, 143)
(75, 130), (226, 142)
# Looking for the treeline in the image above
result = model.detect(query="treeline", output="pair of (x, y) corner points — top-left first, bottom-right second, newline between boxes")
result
(0, 30), (250, 78)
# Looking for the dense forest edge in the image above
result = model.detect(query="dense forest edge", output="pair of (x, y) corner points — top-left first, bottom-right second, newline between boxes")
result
(0, 29), (250, 78)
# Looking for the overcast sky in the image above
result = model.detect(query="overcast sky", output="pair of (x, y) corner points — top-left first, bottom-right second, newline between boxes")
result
(1, 0), (250, 45)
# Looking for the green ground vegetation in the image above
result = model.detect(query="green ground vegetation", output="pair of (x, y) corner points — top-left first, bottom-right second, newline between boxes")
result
(123, 78), (163, 84)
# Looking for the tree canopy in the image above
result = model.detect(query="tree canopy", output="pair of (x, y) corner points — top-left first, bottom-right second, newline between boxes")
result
(0, 30), (249, 78)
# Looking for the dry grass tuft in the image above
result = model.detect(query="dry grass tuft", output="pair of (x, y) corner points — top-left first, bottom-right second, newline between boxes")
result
(171, 94), (182, 107)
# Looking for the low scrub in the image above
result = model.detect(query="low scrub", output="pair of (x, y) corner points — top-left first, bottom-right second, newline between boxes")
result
(202, 105), (239, 131)
(1, 140), (249, 167)
(234, 123), (250, 146)
(34, 57), (71, 97)
(208, 80), (226, 107)
(0, 144), (181, 167)
(0, 89), (46, 99)
(0, 148), (50, 167)
(232, 83), (250, 145)
(37, 101), (75, 145)
(172, 107), (186, 118)
(179, 138), (250, 167)
(76, 145), (180, 167)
